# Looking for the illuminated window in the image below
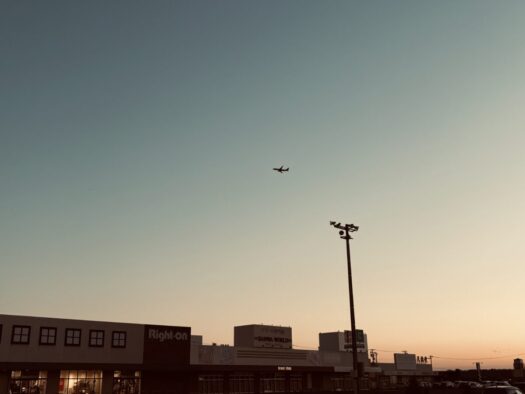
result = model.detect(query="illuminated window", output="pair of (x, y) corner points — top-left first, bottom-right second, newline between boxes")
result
(10, 370), (48, 393)
(89, 330), (104, 347)
(65, 329), (81, 346)
(11, 325), (31, 344)
(112, 331), (126, 348)
(59, 370), (102, 394)
(113, 371), (141, 394)
(40, 327), (57, 345)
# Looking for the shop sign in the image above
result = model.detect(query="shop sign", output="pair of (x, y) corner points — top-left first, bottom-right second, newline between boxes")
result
(253, 325), (292, 349)
(143, 324), (191, 366)
(148, 328), (189, 342)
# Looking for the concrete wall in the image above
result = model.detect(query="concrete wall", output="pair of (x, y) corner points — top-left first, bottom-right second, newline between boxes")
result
(234, 325), (256, 348)
(0, 371), (9, 394)
(0, 314), (144, 365)
(319, 332), (344, 352)
(192, 344), (370, 369)
(234, 325), (292, 349)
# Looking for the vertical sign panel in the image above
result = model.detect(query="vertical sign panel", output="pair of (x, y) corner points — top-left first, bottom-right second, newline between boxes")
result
(143, 325), (191, 366)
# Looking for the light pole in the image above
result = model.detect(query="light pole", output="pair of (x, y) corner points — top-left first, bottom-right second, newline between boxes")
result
(330, 221), (360, 394)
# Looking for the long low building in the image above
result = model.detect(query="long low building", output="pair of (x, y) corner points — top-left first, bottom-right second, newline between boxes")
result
(0, 314), (433, 394)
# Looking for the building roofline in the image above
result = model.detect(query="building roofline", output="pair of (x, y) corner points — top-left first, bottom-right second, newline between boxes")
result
(0, 313), (188, 329)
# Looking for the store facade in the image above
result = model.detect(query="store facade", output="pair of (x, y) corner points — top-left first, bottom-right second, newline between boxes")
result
(1, 315), (433, 394)
(0, 314), (190, 394)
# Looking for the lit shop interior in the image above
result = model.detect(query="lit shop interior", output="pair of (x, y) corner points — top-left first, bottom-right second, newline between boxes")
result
(8, 370), (141, 394)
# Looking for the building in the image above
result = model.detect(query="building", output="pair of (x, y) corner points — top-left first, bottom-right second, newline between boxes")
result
(318, 331), (368, 353)
(514, 358), (524, 379)
(0, 314), (433, 394)
(0, 314), (191, 394)
(375, 353), (433, 388)
(192, 324), (372, 393)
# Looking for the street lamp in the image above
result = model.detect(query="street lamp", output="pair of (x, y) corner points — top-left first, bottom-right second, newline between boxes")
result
(330, 221), (360, 394)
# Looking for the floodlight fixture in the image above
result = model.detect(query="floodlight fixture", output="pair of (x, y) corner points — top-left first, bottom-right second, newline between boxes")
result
(330, 222), (359, 239)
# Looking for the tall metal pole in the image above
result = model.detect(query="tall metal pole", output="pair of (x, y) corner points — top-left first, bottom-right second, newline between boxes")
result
(330, 222), (360, 394)
(344, 227), (360, 394)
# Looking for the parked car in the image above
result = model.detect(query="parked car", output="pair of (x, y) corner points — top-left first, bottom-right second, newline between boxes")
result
(469, 382), (484, 388)
(456, 381), (484, 389)
(484, 386), (523, 394)
(434, 380), (457, 388)
(484, 382), (512, 388)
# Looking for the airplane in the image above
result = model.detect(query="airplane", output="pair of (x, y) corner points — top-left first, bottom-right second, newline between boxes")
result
(273, 165), (289, 173)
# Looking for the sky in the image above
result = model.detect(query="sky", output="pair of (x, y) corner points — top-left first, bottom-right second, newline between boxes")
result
(1, 0), (525, 370)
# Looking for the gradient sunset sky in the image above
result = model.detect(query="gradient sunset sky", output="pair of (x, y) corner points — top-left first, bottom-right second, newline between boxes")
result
(1, 1), (525, 370)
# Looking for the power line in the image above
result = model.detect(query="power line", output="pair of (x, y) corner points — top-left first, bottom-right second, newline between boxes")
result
(433, 353), (525, 361)
(373, 348), (525, 361)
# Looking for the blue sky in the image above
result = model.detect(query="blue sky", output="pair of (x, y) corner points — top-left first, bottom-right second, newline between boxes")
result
(1, 1), (525, 368)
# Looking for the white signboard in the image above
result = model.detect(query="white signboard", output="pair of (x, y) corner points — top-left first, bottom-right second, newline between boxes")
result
(343, 330), (367, 352)
(253, 325), (292, 349)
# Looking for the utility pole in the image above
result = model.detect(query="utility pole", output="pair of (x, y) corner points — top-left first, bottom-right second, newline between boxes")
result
(474, 362), (483, 382)
(330, 221), (360, 394)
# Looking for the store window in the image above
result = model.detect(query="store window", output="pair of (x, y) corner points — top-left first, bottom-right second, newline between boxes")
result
(330, 375), (351, 392)
(89, 330), (104, 347)
(10, 370), (47, 394)
(290, 375), (302, 393)
(11, 325), (31, 344)
(229, 374), (254, 394)
(260, 373), (285, 393)
(59, 370), (102, 394)
(112, 331), (126, 348)
(113, 370), (141, 394)
(65, 329), (81, 346)
(40, 327), (57, 345)
(199, 375), (223, 394)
